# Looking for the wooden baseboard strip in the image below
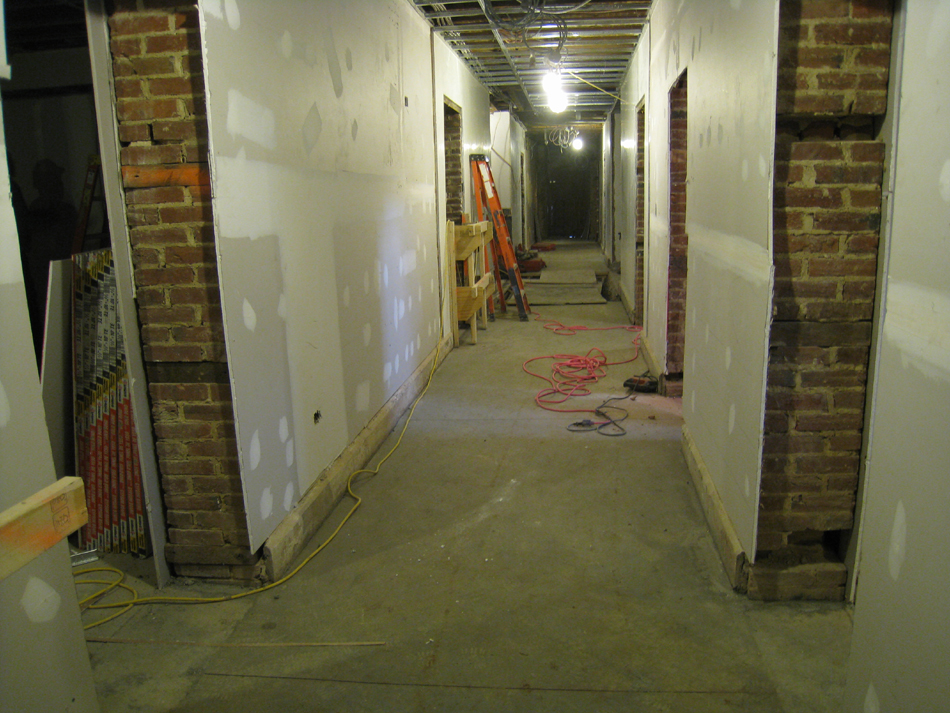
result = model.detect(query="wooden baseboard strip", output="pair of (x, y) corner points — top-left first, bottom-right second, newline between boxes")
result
(262, 334), (453, 582)
(680, 424), (749, 591)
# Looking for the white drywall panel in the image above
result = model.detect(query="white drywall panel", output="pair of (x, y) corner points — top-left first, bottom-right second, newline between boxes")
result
(647, 0), (778, 553)
(619, 23), (649, 318)
(0, 105), (99, 713)
(432, 35), (491, 329)
(509, 116), (527, 247)
(844, 3), (950, 710)
(200, 0), (440, 549)
(489, 110), (513, 207)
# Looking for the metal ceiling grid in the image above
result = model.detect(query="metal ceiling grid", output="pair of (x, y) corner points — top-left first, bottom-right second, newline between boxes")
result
(413, 0), (652, 127)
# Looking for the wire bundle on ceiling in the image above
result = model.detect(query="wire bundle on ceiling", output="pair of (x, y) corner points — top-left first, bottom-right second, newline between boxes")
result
(482, 0), (595, 63)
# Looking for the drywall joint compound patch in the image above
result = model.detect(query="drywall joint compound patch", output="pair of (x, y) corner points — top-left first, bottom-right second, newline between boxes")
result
(0, 379), (10, 428)
(20, 576), (61, 623)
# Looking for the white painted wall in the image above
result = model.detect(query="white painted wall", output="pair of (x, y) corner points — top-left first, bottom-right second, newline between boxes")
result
(433, 34), (491, 323)
(844, 3), (950, 710)
(199, 0), (444, 549)
(488, 110), (528, 247)
(0, 102), (99, 713)
(631, 0), (779, 553)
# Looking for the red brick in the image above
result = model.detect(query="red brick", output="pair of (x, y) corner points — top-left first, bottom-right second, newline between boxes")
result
(159, 205), (213, 223)
(778, 186), (844, 209)
(132, 247), (161, 268)
(853, 48), (891, 68)
(117, 98), (180, 122)
(808, 257), (877, 277)
(159, 458), (215, 476)
(150, 76), (203, 97)
(164, 544), (257, 565)
(804, 301), (873, 320)
(130, 55), (176, 76)
(128, 207), (160, 226)
(154, 422), (215, 440)
(126, 186), (188, 204)
(145, 344), (204, 361)
(121, 144), (184, 166)
(139, 305), (197, 324)
(118, 124), (151, 143)
(191, 474), (242, 492)
(110, 13), (171, 35)
(169, 525), (228, 546)
(169, 286), (220, 305)
(842, 279), (877, 300)
(141, 325), (170, 343)
(813, 21), (892, 46)
(766, 391), (829, 412)
(150, 383), (210, 401)
(152, 120), (205, 141)
(165, 245), (215, 265)
(130, 226), (190, 246)
(111, 36), (142, 58)
(764, 434), (826, 454)
(795, 454), (860, 474)
(183, 403), (234, 421)
(795, 413), (865, 431)
(814, 164), (883, 184)
(145, 32), (200, 54)
(172, 325), (223, 343)
(799, 0), (850, 19)
(794, 47), (847, 69)
(136, 267), (195, 286)
(114, 77), (145, 99)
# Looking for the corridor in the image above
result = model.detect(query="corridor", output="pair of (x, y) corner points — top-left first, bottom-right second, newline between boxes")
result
(85, 298), (851, 713)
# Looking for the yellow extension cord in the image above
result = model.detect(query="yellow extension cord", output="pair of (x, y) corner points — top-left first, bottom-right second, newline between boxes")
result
(75, 333), (445, 631)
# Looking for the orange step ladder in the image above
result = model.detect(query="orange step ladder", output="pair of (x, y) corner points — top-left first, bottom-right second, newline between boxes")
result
(470, 154), (530, 321)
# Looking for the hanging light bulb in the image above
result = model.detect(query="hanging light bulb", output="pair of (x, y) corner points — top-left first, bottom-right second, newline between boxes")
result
(572, 135), (584, 150)
(542, 70), (562, 95)
(548, 89), (568, 113)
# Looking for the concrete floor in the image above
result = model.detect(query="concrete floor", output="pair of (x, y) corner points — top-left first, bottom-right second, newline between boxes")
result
(83, 300), (852, 712)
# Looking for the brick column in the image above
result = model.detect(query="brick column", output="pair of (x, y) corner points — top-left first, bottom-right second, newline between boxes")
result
(665, 72), (687, 396)
(752, 0), (892, 600)
(108, 0), (257, 580)
(634, 105), (645, 326)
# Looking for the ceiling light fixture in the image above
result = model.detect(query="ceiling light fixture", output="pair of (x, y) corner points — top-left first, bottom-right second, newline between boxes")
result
(546, 126), (581, 152)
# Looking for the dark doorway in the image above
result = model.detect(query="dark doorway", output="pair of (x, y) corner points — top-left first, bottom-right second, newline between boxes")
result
(538, 132), (602, 241)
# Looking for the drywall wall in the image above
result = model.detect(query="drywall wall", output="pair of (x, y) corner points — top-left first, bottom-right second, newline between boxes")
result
(844, 2), (950, 709)
(619, 23), (649, 317)
(643, 0), (779, 553)
(487, 110), (528, 247)
(489, 110), (512, 207)
(0, 106), (99, 713)
(199, 0), (441, 549)
(432, 34), (491, 326)
(601, 114), (614, 261)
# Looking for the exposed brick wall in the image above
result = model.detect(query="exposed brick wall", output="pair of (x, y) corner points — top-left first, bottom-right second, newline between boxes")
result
(755, 0), (892, 600)
(108, 0), (255, 581)
(634, 105), (645, 326)
(444, 104), (463, 224)
(777, 0), (893, 116)
(666, 72), (688, 389)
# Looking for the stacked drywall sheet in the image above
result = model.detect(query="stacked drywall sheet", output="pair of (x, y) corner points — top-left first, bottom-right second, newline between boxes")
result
(72, 249), (147, 554)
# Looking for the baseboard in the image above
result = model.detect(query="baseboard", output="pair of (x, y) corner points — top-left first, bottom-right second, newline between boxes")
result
(618, 282), (635, 320)
(262, 333), (453, 581)
(640, 333), (663, 381)
(681, 424), (749, 591)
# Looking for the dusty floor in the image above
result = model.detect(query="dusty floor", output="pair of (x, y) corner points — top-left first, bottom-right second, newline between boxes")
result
(82, 298), (852, 712)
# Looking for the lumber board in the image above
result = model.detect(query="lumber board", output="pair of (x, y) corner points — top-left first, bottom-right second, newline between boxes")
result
(0, 477), (87, 580)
